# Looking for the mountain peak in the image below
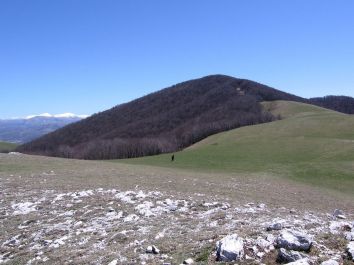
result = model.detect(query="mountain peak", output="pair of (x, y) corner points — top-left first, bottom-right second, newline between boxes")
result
(25, 113), (89, 119)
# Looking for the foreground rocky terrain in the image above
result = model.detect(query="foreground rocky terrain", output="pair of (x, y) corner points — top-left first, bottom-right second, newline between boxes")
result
(0, 154), (353, 264)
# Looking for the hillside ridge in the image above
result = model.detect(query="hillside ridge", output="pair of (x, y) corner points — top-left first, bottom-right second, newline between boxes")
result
(18, 75), (305, 159)
(17, 75), (354, 160)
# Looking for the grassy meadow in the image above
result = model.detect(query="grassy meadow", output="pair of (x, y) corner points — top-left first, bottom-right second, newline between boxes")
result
(119, 101), (354, 196)
(0, 141), (17, 153)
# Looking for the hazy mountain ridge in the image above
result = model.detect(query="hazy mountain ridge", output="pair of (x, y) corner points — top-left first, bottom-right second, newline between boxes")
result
(0, 115), (87, 143)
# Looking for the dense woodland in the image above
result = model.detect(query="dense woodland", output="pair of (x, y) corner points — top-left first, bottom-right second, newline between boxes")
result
(310, 96), (354, 114)
(19, 75), (343, 160)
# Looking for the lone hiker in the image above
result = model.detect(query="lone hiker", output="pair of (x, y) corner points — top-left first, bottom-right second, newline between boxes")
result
(171, 154), (175, 162)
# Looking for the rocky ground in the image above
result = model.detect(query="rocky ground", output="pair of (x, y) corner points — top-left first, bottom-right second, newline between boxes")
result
(0, 154), (353, 264)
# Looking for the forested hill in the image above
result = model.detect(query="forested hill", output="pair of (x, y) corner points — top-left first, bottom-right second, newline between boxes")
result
(18, 75), (306, 159)
(310, 96), (354, 114)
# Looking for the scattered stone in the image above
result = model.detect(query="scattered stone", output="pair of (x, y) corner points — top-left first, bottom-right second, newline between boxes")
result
(146, 246), (153, 253)
(286, 258), (310, 265)
(8, 152), (21, 155)
(329, 221), (352, 234)
(267, 220), (284, 231)
(347, 242), (354, 261)
(345, 231), (354, 241)
(257, 238), (274, 253)
(183, 258), (194, 264)
(278, 248), (307, 263)
(333, 209), (346, 219)
(321, 259), (339, 265)
(257, 203), (266, 209)
(276, 230), (312, 251)
(152, 245), (160, 254)
(107, 260), (118, 265)
(216, 234), (244, 261)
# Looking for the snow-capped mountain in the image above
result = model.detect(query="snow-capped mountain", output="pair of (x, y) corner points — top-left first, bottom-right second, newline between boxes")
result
(25, 113), (89, 119)
(0, 113), (89, 144)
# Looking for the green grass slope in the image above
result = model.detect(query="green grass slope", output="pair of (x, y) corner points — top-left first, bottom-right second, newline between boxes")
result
(119, 101), (354, 195)
(0, 141), (17, 153)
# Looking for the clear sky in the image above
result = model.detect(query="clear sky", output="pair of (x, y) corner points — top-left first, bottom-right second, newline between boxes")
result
(1, 0), (354, 118)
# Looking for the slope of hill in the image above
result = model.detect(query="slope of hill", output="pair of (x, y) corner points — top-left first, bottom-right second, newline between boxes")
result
(310, 95), (354, 114)
(121, 101), (354, 195)
(0, 115), (86, 144)
(0, 141), (17, 153)
(18, 75), (305, 159)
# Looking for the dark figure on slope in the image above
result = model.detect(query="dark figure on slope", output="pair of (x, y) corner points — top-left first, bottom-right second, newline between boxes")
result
(171, 154), (175, 162)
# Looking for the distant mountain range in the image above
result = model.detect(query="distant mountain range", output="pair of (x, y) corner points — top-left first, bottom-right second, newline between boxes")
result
(15, 75), (354, 159)
(0, 113), (88, 143)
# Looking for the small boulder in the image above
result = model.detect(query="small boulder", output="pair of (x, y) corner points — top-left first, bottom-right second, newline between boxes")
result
(216, 234), (244, 261)
(329, 221), (352, 234)
(108, 260), (118, 265)
(276, 230), (312, 251)
(333, 209), (346, 219)
(278, 248), (307, 263)
(146, 245), (160, 254)
(347, 241), (354, 261)
(256, 235), (275, 252)
(267, 221), (284, 231)
(146, 245), (153, 253)
(321, 260), (339, 265)
(345, 231), (354, 241)
(152, 245), (160, 254)
(183, 258), (194, 264)
(286, 258), (310, 265)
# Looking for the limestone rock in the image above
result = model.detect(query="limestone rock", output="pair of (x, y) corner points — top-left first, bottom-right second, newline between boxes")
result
(108, 260), (118, 265)
(267, 221), (284, 231)
(347, 241), (354, 261)
(183, 258), (194, 264)
(333, 209), (346, 219)
(216, 234), (244, 261)
(278, 248), (307, 263)
(345, 231), (354, 241)
(146, 245), (160, 254)
(321, 260), (339, 265)
(276, 230), (312, 251)
(286, 258), (310, 265)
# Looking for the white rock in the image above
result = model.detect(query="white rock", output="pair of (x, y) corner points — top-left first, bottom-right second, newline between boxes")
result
(329, 221), (352, 234)
(108, 260), (118, 265)
(257, 203), (266, 209)
(278, 248), (307, 263)
(257, 238), (272, 250)
(216, 234), (244, 261)
(146, 246), (153, 253)
(346, 231), (354, 241)
(267, 221), (284, 231)
(333, 209), (346, 219)
(286, 258), (310, 265)
(12, 202), (37, 215)
(8, 152), (21, 155)
(276, 230), (312, 251)
(183, 258), (194, 264)
(146, 245), (160, 254)
(321, 259), (339, 265)
(152, 245), (160, 254)
(347, 241), (354, 261)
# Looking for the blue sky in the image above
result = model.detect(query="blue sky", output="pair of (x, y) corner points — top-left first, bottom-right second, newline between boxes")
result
(1, 0), (354, 118)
